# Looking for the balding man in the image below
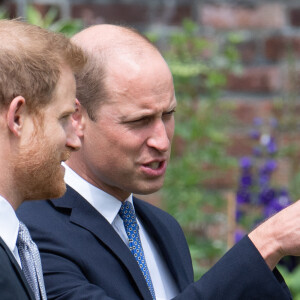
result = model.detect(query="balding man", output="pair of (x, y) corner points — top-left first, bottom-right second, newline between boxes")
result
(18, 25), (292, 299)
(0, 19), (85, 299)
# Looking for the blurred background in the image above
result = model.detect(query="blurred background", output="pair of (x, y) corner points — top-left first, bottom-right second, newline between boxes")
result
(3, 0), (300, 297)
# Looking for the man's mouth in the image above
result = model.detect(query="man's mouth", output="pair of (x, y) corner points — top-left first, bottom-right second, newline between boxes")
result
(140, 160), (167, 177)
(146, 162), (161, 170)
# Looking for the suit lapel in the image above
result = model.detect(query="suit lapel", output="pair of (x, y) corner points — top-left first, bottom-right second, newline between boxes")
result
(0, 237), (35, 299)
(50, 186), (153, 300)
(134, 197), (192, 291)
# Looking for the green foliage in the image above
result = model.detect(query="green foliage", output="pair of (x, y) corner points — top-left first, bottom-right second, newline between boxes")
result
(148, 19), (242, 279)
(25, 5), (83, 36)
(0, 5), (83, 36)
(165, 19), (242, 101)
(278, 265), (300, 299)
(0, 7), (7, 19)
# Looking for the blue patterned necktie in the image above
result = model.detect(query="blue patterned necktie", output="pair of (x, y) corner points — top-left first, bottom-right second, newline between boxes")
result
(17, 221), (47, 300)
(119, 201), (156, 300)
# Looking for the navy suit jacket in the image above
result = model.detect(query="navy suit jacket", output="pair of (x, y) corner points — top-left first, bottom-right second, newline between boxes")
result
(0, 237), (35, 299)
(17, 186), (291, 299)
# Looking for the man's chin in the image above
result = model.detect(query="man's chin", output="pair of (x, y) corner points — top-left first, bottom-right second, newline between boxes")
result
(25, 181), (67, 201)
(134, 181), (165, 196)
(48, 182), (67, 199)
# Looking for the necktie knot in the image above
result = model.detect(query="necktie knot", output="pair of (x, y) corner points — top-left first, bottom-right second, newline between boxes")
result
(119, 201), (139, 228)
(18, 221), (33, 248)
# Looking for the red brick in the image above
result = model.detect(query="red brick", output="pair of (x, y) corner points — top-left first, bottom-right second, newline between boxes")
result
(4, 2), (16, 19)
(72, 3), (192, 27)
(231, 100), (273, 124)
(33, 4), (51, 17)
(237, 40), (257, 64)
(289, 8), (300, 27)
(154, 4), (193, 25)
(226, 66), (282, 93)
(202, 164), (238, 189)
(265, 36), (300, 62)
(280, 132), (300, 148)
(281, 67), (300, 94)
(279, 133), (300, 162)
(265, 36), (287, 62)
(273, 158), (291, 187)
(200, 4), (285, 29)
(72, 4), (149, 26)
(226, 133), (255, 156)
(6, 3), (55, 19)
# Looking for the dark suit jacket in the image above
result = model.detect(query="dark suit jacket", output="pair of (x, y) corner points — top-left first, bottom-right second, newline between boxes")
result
(17, 186), (291, 299)
(0, 237), (35, 300)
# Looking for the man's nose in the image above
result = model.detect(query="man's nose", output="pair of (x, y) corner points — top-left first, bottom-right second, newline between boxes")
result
(146, 119), (170, 152)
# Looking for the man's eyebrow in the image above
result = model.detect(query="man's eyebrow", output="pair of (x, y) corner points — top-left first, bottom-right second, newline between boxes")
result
(120, 111), (152, 122)
(59, 106), (76, 117)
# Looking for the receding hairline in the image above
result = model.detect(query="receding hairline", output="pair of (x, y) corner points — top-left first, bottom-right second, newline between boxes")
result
(71, 24), (169, 121)
(72, 24), (159, 59)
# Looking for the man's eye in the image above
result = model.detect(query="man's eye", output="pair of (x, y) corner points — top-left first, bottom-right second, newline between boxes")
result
(130, 117), (150, 124)
(163, 109), (176, 117)
(60, 114), (72, 122)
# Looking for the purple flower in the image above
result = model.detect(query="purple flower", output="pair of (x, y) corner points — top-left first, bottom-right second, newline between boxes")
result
(263, 189), (291, 218)
(270, 118), (278, 128)
(259, 188), (276, 205)
(240, 174), (252, 186)
(260, 159), (277, 174)
(234, 228), (246, 243)
(249, 129), (260, 140)
(235, 116), (293, 245)
(258, 174), (270, 187)
(258, 160), (277, 186)
(236, 189), (251, 204)
(264, 198), (283, 218)
(253, 117), (263, 126)
(252, 146), (262, 157)
(277, 189), (291, 207)
(260, 134), (271, 146)
(279, 188), (289, 197)
(239, 157), (252, 169)
(235, 208), (243, 222)
(267, 137), (277, 154)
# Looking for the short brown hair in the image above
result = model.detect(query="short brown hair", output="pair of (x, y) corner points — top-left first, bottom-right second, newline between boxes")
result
(75, 51), (106, 121)
(0, 19), (86, 111)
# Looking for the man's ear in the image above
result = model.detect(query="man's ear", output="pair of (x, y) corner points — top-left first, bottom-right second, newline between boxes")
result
(72, 99), (85, 138)
(7, 96), (26, 137)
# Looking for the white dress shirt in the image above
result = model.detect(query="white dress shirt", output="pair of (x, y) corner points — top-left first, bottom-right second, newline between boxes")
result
(0, 195), (22, 266)
(63, 163), (179, 299)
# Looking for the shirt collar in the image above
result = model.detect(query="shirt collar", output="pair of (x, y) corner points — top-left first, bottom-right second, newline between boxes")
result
(0, 195), (19, 253)
(63, 163), (133, 224)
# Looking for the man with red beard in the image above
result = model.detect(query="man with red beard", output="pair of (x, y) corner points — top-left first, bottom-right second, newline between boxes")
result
(0, 19), (85, 299)
(19, 25), (293, 299)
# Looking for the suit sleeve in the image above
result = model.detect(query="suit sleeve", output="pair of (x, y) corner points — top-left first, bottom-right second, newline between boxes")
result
(174, 236), (291, 300)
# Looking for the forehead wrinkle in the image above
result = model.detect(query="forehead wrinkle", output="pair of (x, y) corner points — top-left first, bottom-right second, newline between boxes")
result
(118, 93), (176, 121)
